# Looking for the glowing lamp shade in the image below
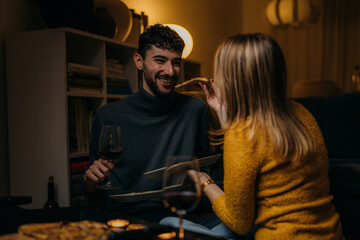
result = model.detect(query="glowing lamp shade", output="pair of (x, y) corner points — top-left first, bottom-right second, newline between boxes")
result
(165, 24), (193, 58)
(265, 0), (318, 27)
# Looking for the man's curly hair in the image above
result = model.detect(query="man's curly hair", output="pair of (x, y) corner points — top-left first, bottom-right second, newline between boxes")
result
(137, 24), (185, 59)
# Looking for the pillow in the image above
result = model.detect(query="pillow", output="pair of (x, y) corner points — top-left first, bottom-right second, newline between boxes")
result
(293, 92), (360, 159)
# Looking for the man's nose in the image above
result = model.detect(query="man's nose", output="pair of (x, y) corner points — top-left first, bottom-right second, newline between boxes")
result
(163, 62), (175, 76)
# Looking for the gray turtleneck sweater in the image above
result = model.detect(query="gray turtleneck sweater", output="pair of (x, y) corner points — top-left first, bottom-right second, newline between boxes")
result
(82, 86), (210, 212)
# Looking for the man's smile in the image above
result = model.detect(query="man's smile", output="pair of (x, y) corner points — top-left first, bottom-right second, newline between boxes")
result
(156, 75), (177, 86)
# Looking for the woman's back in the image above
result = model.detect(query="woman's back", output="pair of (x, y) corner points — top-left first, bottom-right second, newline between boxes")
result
(255, 102), (342, 239)
(214, 102), (342, 239)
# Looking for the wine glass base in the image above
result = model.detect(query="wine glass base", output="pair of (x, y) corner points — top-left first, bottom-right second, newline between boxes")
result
(97, 185), (120, 190)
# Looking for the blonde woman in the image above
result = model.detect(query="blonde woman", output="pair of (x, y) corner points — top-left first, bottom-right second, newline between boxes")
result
(161, 33), (343, 240)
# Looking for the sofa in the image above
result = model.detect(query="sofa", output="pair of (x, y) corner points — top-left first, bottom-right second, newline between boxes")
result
(294, 92), (360, 239)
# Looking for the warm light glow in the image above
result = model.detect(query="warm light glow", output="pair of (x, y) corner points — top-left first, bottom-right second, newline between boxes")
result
(126, 223), (147, 231)
(170, 206), (177, 213)
(265, 0), (316, 27)
(157, 232), (177, 239)
(107, 219), (129, 228)
(165, 24), (193, 58)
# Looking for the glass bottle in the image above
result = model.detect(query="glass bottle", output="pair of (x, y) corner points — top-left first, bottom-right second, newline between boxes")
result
(43, 176), (59, 209)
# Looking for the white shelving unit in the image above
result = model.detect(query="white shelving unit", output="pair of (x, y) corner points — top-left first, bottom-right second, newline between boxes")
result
(6, 27), (138, 209)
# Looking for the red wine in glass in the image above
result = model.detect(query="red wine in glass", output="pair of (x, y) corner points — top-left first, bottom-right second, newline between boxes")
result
(100, 149), (122, 161)
(163, 191), (199, 213)
(162, 156), (201, 239)
(97, 125), (122, 189)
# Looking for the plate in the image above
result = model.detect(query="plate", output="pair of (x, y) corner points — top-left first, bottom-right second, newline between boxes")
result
(111, 190), (163, 202)
(94, 0), (133, 41)
(143, 154), (222, 179)
(111, 184), (184, 203)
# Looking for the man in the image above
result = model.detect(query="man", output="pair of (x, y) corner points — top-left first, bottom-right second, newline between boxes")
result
(81, 24), (212, 222)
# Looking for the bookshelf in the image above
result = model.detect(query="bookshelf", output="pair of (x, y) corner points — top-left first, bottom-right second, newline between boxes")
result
(6, 27), (138, 209)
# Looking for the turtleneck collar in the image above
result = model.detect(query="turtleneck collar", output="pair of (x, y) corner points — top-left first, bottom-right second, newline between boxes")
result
(125, 84), (177, 117)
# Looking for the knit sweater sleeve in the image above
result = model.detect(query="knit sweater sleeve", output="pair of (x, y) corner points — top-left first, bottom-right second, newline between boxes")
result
(212, 125), (262, 235)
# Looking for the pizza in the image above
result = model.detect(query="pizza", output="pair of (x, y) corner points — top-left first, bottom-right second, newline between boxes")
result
(175, 77), (210, 89)
(18, 220), (110, 240)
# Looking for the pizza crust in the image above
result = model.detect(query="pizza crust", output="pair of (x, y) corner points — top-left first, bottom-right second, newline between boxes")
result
(18, 221), (109, 240)
(175, 77), (210, 89)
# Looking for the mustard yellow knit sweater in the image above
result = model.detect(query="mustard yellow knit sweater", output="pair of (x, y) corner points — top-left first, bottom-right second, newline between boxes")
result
(212, 102), (342, 240)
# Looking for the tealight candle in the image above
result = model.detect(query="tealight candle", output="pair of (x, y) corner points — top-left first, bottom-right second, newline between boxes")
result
(126, 223), (147, 231)
(107, 219), (129, 228)
(157, 231), (177, 239)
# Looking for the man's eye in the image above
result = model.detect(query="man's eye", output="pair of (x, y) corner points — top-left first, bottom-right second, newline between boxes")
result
(173, 62), (181, 66)
(155, 59), (165, 63)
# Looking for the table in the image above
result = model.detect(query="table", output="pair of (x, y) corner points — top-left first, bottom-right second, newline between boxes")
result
(0, 206), (226, 240)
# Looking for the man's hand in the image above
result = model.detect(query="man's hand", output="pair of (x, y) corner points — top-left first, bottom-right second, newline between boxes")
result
(84, 159), (114, 192)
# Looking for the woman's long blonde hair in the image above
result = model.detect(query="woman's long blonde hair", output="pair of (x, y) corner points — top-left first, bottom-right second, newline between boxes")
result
(213, 33), (315, 162)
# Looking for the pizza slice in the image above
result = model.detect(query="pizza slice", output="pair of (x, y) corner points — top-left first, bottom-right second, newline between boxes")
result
(18, 221), (109, 240)
(18, 222), (63, 240)
(175, 77), (210, 89)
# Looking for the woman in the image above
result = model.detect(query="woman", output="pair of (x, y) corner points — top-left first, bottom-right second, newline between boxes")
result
(161, 33), (342, 239)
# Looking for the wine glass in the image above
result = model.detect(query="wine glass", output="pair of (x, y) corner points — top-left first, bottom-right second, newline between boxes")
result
(97, 125), (122, 190)
(162, 156), (201, 239)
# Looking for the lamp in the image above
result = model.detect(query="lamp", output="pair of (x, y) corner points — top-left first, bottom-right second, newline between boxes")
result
(165, 24), (193, 58)
(265, 0), (319, 27)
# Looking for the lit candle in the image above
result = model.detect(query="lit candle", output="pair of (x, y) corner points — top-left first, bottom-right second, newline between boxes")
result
(157, 231), (177, 239)
(126, 223), (147, 231)
(107, 219), (129, 228)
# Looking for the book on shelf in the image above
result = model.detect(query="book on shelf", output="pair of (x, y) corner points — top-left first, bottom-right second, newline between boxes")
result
(107, 62), (124, 70)
(68, 87), (102, 94)
(67, 71), (101, 80)
(70, 161), (90, 174)
(107, 78), (130, 88)
(68, 99), (93, 153)
(106, 59), (126, 79)
(68, 77), (102, 88)
(67, 62), (101, 77)
(68, 102), (78, 153)
(107, 71), (126, 79)
(75, 99), (88, 153)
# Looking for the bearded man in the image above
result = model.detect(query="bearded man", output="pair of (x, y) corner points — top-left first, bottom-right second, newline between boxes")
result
(81, 24), (213, 223)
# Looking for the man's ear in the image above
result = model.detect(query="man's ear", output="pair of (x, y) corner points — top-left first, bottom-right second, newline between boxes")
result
(134, 53), (143, 70)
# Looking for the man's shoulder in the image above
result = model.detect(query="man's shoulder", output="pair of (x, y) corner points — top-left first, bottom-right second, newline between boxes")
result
(97, 98), (126, 114)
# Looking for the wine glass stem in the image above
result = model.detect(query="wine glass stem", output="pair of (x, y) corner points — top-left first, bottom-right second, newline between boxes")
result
(106, 177), (111, 187)
(178, 214), (184, 239)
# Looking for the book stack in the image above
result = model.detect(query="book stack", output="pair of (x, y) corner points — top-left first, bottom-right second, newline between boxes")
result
(67, 62), (102, 94)
(106, 59), (132, 95)
(68, 98), (93, 153)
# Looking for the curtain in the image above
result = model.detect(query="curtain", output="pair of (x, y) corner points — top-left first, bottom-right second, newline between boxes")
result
(321, 0), (360, 92)
(269, 0), (360, 93)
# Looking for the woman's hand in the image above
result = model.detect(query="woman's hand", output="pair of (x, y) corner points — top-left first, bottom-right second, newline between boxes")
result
(199, 80), (226, 127)
(187, 170), (224, 203)
(199, 79), (220, 113)
(187, 170), (211, 184)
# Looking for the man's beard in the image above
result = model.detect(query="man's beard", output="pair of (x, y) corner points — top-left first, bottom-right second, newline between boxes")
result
(143, 66), (177, 98)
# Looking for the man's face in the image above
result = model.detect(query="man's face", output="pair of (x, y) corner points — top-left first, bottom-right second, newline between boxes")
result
(136, 46), (182, 98)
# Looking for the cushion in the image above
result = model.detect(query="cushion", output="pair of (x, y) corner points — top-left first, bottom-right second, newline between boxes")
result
(293, 92), (360, 159)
